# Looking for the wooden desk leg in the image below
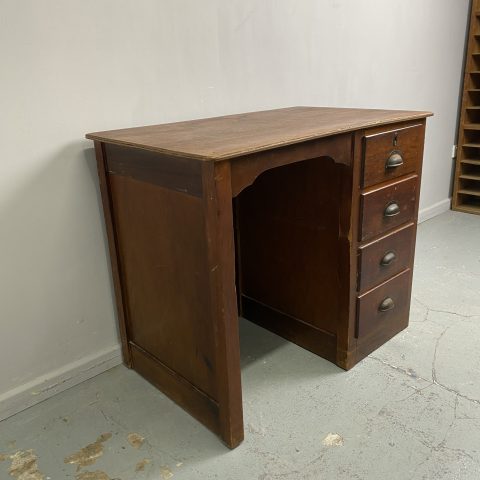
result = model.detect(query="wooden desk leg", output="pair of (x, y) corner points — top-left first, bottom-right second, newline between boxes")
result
(94, 141), (132, 367)
(202, 161), (244, 448)
(335, 131), (363, 370)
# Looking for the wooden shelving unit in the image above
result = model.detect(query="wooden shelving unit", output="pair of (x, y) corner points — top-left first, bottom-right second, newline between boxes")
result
(453, 0), (480, 214)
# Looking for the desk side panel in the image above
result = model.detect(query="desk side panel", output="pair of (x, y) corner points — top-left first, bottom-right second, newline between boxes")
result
(102, 144), (222, 436)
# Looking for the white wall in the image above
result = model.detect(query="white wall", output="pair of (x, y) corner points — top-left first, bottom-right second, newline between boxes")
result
(0, 0), (469, 416)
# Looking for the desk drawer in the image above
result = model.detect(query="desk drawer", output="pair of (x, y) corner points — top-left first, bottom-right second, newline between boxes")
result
(359, 175), (418, 242)
(358, 223), (416, 292)
(362, 124), (423, 188)
(356, 269), (411, 339)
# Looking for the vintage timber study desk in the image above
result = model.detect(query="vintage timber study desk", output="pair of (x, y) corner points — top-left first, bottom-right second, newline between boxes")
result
(87, 107), (432, 448)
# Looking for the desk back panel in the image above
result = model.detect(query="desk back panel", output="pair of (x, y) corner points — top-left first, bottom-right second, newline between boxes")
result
(237, 155), (346, 354)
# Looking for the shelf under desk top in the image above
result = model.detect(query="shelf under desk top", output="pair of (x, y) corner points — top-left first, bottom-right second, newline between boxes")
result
(86, 106), (432, 161)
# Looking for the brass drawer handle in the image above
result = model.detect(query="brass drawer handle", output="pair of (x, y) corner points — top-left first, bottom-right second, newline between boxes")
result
(384, 202), (400, 217)
(386, 152), (404, 169)
(379, 297), (395, 312)
(380, 251), (397, 266)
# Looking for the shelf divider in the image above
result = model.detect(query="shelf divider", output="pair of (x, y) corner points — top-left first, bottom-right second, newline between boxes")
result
(453, 0), (480, 215)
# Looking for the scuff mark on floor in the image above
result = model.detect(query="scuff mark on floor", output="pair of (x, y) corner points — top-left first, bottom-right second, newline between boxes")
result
(64, 433), (112, 470)
(322, 433), (344, 447)
(405, 368), (418, 379)
(247, 423), (266, 436)
(127, 433), (144, 449)
(135, 458), (151, 472)
(159, 465), (174, 479)
(75, 470), (112, 480)
(368, 356), (431, 383)
(7, 449), (45, 479)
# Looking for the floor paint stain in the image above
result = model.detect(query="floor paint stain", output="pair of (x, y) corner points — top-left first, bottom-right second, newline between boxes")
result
(322, 433), (344, 447)
(64, 433), (112, 470)
(75, 471), (112, 480)
(159, 466), (173, 479)
(126, 433), (144, 449)
(135, 458), (151, 472)
(247, 423), (266, 436)
(8, 450), (45, 479)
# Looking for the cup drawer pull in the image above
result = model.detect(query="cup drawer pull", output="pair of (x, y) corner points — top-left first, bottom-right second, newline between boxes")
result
(384, 202), (400, 217)
(379, 297), (395, 312)
(356, 269), (410, 338)
(380, 251), (397, 266)
(386, 152), (404, 169)
(359, 175), (418, 242)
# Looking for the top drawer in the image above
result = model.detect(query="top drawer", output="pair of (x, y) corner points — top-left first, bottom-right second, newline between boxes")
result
(362, 123), (424, 188)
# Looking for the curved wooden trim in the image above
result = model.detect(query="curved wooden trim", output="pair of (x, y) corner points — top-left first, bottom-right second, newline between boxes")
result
(230, 133), (353, 197)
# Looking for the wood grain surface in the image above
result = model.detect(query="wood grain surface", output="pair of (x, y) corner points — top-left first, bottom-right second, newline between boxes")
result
(108, 175), (218, 398)
(237, 154), (345, 336)
(356, 269), (411, 339)
(359, 174), (419, 242)
(358, 223), (416, 293)
(86, 107), (431, 160)
(362, 123), (424, 188)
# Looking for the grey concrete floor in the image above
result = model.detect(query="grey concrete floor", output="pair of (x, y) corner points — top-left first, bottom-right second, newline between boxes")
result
(1, 210), (480, 480)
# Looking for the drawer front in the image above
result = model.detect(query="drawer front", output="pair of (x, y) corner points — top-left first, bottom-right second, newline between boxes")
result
(358, 223), (416, 292)
(356, 269), (411, 339)
(362, 123), (423, 188)
(360, 175), (418, 242)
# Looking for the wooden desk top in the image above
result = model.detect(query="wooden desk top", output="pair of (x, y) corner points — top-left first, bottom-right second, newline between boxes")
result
(86, 106), (432, 161)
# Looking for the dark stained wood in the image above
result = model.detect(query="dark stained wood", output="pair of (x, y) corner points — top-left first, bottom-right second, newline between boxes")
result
(237, 151), (349, 336)
(87, 107), (431, 447)
(362, 123), (424, 188)
(242, 295), (337, 363)
(202, 161), (244, 448)
(86, 107), (432, 161)
(335, 130), (363, 370)
(353, 122), (425, 365)
(105, 143), (203, 197)
(230, 133), (352, 197)
(356, 269), (411, 339)
(355, 268), (413, 366)
(232, 197), (244, 316)
(358, 223), (416, 293)
(108, 174), (218, 397)
(130, 343), (220, 434)
(94, 141), (132, 367)
(359, 174), (419, 242)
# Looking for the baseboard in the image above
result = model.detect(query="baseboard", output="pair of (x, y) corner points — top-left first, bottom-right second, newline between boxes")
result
(0, 344), (122, 421)
(418, 198), (451, 224)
